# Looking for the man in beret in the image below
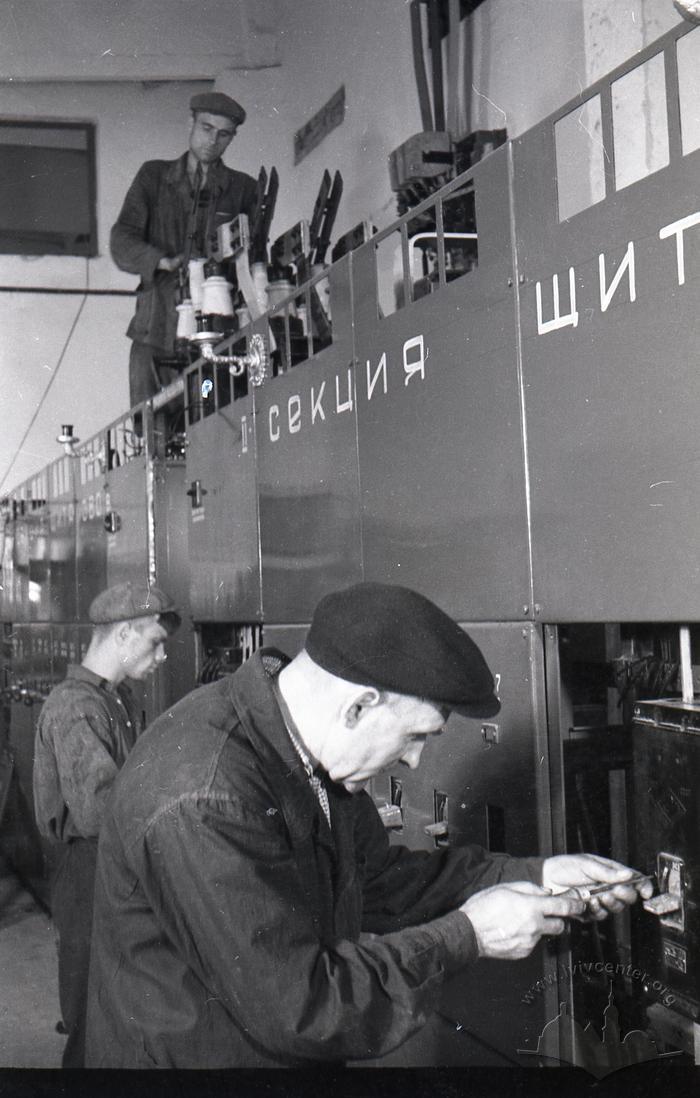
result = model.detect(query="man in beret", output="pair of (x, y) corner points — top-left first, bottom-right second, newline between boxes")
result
(85, 583), (649, 1068)
(110, 91), (257, 411)
(33, 583), (181, 1068)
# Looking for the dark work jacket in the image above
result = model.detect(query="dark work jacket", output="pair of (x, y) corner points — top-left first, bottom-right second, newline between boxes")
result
(33, 664), (139, 842)
(85, 650), (542, 1068)
(110, 153), (257, 353)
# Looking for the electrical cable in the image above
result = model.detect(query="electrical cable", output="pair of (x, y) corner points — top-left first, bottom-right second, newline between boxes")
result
(427, 0), (446, 132)
(433, 1010), (525, 1066)
(0, 286), (132, 296)
(0, 258), (90, 495)
(410, 0), (434, 131)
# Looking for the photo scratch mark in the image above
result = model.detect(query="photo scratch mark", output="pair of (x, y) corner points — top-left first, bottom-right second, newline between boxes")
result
(576, 108), (610, 163)
(471, 84), (507, 124)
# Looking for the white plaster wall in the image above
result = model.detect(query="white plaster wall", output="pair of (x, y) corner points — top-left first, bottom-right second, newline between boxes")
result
(219, 0), (424, 244)
(0, 81), (213, 494)
(0, 80), (217, 292)
(470, 0), (585, 137)
(578, 2), (682, 214)
(0, 292), (135, 488)
(582, 0), (679, 85)
(0, 0), (427, 494)
(0, 0), (689, 491)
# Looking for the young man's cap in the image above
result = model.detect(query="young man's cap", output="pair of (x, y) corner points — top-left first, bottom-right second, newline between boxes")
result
(305, 583), (500, 719)
(190, 92), (246, 126)
(88, 582), (181, 632)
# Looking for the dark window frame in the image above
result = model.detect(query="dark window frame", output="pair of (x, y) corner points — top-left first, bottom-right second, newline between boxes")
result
(0, 118), (97, 257)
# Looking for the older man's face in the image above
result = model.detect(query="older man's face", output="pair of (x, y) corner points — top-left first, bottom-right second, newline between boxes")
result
(189, 111), (237, 165)
(322, 695), (448, 794)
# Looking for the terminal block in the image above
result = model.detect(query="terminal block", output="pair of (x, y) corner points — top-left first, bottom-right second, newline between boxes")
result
(389, 131), (454, 214)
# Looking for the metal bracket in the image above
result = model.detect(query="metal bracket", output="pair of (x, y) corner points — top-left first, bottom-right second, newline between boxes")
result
(189, 332), (269, 387)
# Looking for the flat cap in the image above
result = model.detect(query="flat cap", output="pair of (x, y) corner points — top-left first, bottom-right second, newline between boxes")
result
(190, 92), (246, 126)
(306, 583), (500, 719)
(89, 582), (181, 631)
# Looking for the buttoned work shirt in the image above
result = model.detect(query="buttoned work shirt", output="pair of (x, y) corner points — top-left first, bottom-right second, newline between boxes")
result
(110, 153), (257, 354)
(270, 661), (332, 829)
(33, 665), (140, 843)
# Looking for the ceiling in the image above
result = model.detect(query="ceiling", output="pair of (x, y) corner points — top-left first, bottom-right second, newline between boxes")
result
(0, 0), (282, 82)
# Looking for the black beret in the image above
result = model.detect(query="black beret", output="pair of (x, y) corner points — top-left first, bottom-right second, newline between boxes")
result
(305, 583), (500, 719)
(89, 582), (181, 633)
(190, 92), (246, 126)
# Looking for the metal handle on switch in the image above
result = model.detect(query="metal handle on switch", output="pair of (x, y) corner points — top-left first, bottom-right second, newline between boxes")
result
(378, 803), (403, 829)
(643, 893), (681, 916)
(186, 479), (207, 508)
(104, 511), (121, 534)
(643, 853), (685, 931)
(482, 723), (499, 744)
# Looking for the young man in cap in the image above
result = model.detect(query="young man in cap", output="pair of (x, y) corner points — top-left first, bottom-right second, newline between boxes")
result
(110, 91), (257, 410)
(85, 583), (649, 1068)
(33, 582), (180, 1068)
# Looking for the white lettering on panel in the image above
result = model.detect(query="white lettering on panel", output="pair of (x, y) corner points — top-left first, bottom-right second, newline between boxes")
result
(311, 382), (326, 424)
(536, 268), (579, 334)
(366, 353), (388, 400)
(288, 395), (302, 434)
(269, 405), (280, 442)
(659, 212), (700, 286)
(335, 368), (354, 414)
(403, 335), (425, 385)
(599, 242), (636, 312)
